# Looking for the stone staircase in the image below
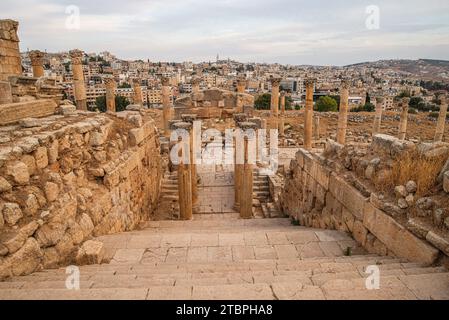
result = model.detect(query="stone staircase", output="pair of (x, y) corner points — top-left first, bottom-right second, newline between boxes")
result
(1, 214), (447, 300)
(253, 170), (284, 219)
(154, 172), (179, 219)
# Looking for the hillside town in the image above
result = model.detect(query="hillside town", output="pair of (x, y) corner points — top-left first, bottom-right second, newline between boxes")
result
(20, 50), (449, 112)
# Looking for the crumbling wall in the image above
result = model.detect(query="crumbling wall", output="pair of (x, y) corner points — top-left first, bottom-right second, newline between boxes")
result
(280, 146), (443, 265)
(174, 88), (254, 119)
(0, 106), (162, 279)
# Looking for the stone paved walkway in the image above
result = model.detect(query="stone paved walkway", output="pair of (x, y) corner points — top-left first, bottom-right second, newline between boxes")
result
(0, 214), (448, 300)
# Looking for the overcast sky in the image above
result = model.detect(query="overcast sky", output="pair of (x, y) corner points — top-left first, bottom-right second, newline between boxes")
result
(2, 0), (449, 65)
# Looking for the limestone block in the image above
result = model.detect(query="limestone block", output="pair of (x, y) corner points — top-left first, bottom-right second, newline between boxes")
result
(59, 105), (76, 115)
(47, 140), (59, 164)
(129, 121), (155, 147)
(0, 81), (13, 104)
(353, 220), (368, 246)
(444, 171), (449, 193)
(2, 202), (23, 225)
(3, 238), (43, 278)
(34, 146), (48, 169)
(0, 99), (58, 125)
(21, 154), (36, 176)
(0, 176), (12, 193)
(5, 161), (30, 185)
(75, 240), (105, 265)
(328, 174), (368, 221)
(34, 219), (67, 248)
(23, 194), (39, 216)
(371, 134), (415, 157)
(314, 161), (331, 189)
(3, 221), (39, 254)
(89, 124), (111, 147)
(363, 204), (439, 264)
(426, 232), (449, 255)
(44, 182), (59, 202)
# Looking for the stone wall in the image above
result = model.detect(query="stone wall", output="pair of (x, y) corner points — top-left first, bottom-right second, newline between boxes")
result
(0, 108), (162, 279)
(0, 19), (21, 81)
(280, 147), (443, 265)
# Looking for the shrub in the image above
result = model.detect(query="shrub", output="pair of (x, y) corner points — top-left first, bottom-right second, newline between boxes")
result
(373, 151), (447, 197)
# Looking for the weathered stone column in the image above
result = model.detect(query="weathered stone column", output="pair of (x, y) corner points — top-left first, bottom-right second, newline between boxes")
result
(239, 122), (257, 219)
(336, 81), (350, 145)
(280, 91), (286, 115)
(104, 77), (116, 113)
(373, 96), (384, 135)
(192, 77), (201, 95)
(237, 77), (246, 94)
(398, 97), (410, 140)
(29, 50), (45, 78)
(162, 77), (172, 137)
(174, 122), (193, 220)
(181, 114), (199, 213)
(69, 49), (87, 111)
(304, 79), (315, 150)
(279, 118), (285, 137)
(0, 19), (22, 81)
(233, 113), (248, 211)
(270, 77), (281, 117)
(132, 78), (143, 107)
(313, 115), (320, 140)
(435, 92), (448, 142)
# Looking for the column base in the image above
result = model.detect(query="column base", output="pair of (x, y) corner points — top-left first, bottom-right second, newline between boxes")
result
(76, 99), (87, 111)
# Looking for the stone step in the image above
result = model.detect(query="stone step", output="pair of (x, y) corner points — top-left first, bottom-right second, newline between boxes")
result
(161, 195), (179, 201)
(3, 271), (449, 300)
(4, 255), (423, 287)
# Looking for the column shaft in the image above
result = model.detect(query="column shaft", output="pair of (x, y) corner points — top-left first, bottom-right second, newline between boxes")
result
(398, 98), (410, 140)
(337, 82), (350, 145)
(435, 94), (448, 142)
(304, 80), (315, 150)
(240, 137), (253, 219)
(70, 50), (87, 111)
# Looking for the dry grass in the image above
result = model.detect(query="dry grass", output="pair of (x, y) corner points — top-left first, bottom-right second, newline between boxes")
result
(374, 151), (447, 197)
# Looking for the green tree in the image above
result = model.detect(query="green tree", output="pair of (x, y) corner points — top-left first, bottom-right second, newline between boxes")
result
(254, 93), (271, 110)
(315, 96), (338, 112)
(118, 82), (131, 89)
(94, 95), (131, 112)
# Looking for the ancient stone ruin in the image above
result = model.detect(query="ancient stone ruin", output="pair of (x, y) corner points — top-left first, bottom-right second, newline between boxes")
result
(0, 19), (448, 300)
